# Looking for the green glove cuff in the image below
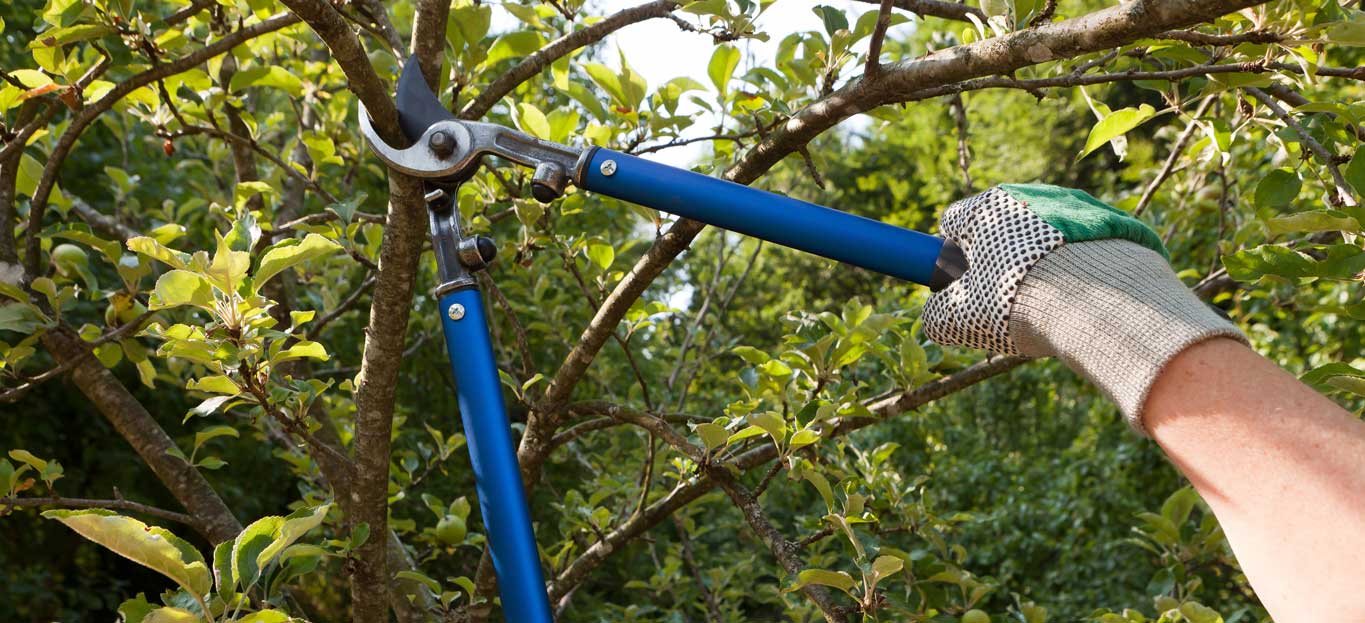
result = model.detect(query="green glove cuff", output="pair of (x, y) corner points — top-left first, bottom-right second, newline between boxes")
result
(998, 184), (1169, 259)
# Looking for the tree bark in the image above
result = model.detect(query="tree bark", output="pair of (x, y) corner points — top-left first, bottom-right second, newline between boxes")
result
(41, 328), (242, 543)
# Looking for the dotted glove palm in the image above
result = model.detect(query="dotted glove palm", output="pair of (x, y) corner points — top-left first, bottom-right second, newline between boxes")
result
(923, 184), (1245, 434)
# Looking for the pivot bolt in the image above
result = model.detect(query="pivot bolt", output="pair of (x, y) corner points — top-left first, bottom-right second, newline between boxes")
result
(599, 159), (617, 176)
(447, 303), (465, 321)
(429, 131), (456, 159)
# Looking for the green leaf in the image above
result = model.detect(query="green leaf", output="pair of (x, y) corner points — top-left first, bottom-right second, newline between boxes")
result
(1223, 244), (1314, 281)
(30, 23), (115, 46)
(583, 63), (626, 109)
(1344, 150), (1365, 196)
(1301, 362), (1365, 392)
(804, 470), (835, 512)
(236, 610), (290, 623)
(750, 411), (786, 442)
(9, 69), (53, 89)
(117, 594), (157, 623)
(758, 359), (792, 377)
(586, 242), (614, 270)
(42, 510), (212, 599)
(788, 428), (821, 452)
(1253, 169), (1301, 209)
(708, 45), (741, 99)
(213, 539), (236, 593)
(788, 568), (856, 594)
(869, 554), (904, 588)
(486, 31), (543, 66)
(396, 570), (442, 593)
(229, 66), (304, 97)
(726, 425), (767, 445)
(206, 233), (250, 293)
(253, 234), (342, 291)
(811, 5), (849, 36)
(1265, 210), (1359, 236)
(1079, 104), (1157, 160)
(233, 515), (285, 590)
(731, 346), (769, 364)
(193, 425), (239, 453)
(1160, 486), (1199, 527)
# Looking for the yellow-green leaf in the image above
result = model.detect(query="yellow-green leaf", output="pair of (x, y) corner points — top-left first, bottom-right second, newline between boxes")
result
(41, 510), (212, 599)
(271, 341), (329, 363)
(152, 270), (215, 311)
(708, 45), (740, 99)
(694, 423), (729, 450)
(253, 234), (342, 291)
(515, 103), (551, 140)
(228, 65), (304, 97)
(586, 242), (614, 270)
(787, 568), (856, 594)
(127, 237), (190, 270)
(186, 375), (240, 396)
(142, 607), (202, 623)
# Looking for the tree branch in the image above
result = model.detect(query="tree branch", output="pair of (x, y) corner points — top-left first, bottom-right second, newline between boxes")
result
(40, 328), (243, 542)
(1, 495), (196, 526)
(712, 470), (850, 622)
(852, 0), (985, 23)
(864, 0), (895, 77)
(1135, 95), (1215, 216)
(20, 12), (302, 277)
(1246, 86), (1358, 207)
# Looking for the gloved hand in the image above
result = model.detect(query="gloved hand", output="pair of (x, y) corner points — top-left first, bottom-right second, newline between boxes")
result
(923, 184), (1246, 435)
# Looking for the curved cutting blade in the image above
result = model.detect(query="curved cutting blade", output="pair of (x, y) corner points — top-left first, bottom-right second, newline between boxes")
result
(396, 61), (457, 144)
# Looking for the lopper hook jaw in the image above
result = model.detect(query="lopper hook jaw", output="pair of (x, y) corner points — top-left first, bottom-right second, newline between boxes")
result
(359, 61), (590, 201)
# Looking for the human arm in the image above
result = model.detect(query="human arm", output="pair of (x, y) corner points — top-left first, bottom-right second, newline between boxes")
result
(1146, 337), (1365, 622)
(923, 184), (1365, 622)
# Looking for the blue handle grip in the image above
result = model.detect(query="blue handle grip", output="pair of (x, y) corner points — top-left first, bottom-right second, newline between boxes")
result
(439, 288), (553, 623)
(580, 149), (947, 286)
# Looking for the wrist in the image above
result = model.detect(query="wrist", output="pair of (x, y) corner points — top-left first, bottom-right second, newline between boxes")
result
(1008, 240), (1246, 435)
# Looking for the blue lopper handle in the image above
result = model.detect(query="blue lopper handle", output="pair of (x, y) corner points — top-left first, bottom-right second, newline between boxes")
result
(579, 148), (962, 288)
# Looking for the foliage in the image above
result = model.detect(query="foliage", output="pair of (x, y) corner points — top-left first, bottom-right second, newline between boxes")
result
(1, 0), (1362, 621)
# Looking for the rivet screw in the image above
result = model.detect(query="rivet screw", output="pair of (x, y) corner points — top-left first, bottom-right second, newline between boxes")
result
(600, 159), (617, 176)
(447, 303), (465, 321)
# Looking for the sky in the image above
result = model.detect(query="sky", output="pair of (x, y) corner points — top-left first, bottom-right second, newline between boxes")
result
(488, 0), (914, 167)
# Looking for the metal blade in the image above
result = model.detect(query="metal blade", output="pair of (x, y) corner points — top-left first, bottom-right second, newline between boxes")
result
(396, 61), (457, 144)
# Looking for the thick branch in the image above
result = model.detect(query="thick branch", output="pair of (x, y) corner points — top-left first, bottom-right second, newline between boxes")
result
(278, 0), (402, 144)
(40, 328), (242, 542)
(728, 0), (1271, 185)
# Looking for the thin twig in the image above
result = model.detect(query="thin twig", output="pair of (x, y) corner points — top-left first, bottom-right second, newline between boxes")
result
(1135, 95), (1215, 216)
(948, 94), (974, 192)
(1, 495), (196, 526)
(865, 0), (896, 77)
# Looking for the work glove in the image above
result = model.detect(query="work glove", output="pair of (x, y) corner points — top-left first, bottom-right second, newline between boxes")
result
(923, 184), (1246, 435)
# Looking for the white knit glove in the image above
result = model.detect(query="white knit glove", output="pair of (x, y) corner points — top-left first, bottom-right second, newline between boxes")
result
(923, 184), (1246, 435)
